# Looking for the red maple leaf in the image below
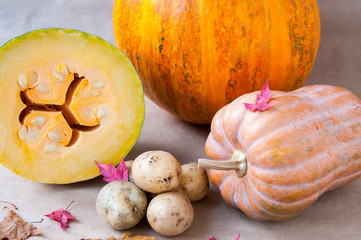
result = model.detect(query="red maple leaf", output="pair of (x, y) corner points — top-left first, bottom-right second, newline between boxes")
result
(45, 201), (75, 230)
(244, 79), (272, 112)
(95, 158), (128, 182)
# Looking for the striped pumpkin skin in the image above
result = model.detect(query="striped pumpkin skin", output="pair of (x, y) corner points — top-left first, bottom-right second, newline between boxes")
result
(206, 85), (361, 221)
(113, 0), (320, 124)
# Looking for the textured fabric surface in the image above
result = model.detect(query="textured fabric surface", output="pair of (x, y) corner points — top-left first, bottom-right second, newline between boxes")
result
(0, 1), (360, 239)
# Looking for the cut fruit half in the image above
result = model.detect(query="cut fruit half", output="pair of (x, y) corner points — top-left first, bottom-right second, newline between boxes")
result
(0, 28), (145, 183)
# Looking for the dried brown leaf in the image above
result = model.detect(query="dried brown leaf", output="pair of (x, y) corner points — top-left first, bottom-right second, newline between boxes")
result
(0, 207), (41, 240)
(82, 232), (159, 240)
(118, 232), (158, 240)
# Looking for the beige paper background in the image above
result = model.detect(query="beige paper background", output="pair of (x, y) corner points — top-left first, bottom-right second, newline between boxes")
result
(0, 1), (360, 239)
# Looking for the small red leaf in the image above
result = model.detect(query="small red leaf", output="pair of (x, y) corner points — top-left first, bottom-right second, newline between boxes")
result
(95, 158), (128, 182)
(209, 237), (216, 240)
(244, 79), (273, 112)
(116, 159), (129, 182)
(45, 201), (75, 230)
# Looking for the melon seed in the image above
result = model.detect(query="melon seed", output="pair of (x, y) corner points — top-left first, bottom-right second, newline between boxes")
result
(87, 109), (97, 119)
(28, 129), (38, 140)
(18, 127), (28, 140)
(48, 131), (61, 142)
(44, 143), (58, 152)
(93, 81), (105, 88)
(18, 74), (28, 89)
(57, 63), (69, 74)
(35, 83), (50, 93)
(91, 89), (100, 96)
(97, 108), (107, 118)
(31, 116), (46, 125)
(53, 72), (64, 82)
(27, 71), (39, 87)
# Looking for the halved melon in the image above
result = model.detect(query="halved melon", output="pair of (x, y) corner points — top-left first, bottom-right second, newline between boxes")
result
(0, 28), (145, 183)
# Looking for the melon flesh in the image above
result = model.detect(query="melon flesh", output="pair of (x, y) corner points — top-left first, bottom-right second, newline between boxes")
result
(0, 28), (145, 183)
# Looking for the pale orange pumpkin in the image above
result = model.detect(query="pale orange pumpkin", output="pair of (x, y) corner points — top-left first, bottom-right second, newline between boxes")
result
(199, 85), (361, 220)
(113, 0), (320, 124)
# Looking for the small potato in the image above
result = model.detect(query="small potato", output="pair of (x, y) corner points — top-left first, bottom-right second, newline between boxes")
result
(125, 160), (134, 183)
(175, 162), (209, 201)
(147, 192), (194, 236)
(132, 150), (182, 194)
(96, 181), (147, 230)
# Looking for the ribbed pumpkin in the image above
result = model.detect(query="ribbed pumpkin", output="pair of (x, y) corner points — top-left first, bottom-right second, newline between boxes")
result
(113, 0), (320, 124)
(199, 85), (361, 221)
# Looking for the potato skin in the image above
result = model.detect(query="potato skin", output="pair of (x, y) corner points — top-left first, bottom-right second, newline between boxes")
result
(96, 181), (147, 230)
(147, 192), (194, 236)
(125, 160), (134, 183)
(132, 151), (182, 193)
(176, 162), (209, 201)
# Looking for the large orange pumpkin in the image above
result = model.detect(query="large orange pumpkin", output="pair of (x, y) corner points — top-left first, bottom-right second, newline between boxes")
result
(199, 85), (361, 221)
(113, 0), (320, 124)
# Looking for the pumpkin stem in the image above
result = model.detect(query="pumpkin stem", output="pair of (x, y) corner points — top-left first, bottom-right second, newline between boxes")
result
(198, 151), (247, 178)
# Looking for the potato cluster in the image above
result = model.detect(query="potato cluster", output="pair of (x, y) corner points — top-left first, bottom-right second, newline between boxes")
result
(96, 150), (209, 236)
